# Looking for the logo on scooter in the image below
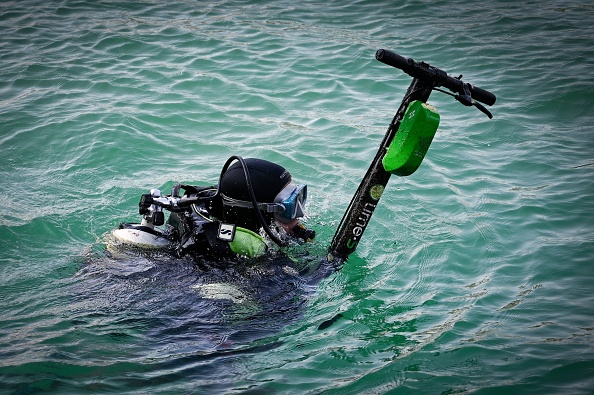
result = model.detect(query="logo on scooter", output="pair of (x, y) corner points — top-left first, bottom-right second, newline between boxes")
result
(369, 184), (384, 200)
(350, 202), (377, 247)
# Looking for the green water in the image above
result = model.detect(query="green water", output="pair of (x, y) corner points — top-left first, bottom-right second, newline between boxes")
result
(2, 0), (594, 393)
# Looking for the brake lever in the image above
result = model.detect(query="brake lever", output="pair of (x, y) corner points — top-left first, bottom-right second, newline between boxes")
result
(455, 82), (493, 119)
(473, 100), (493, 119)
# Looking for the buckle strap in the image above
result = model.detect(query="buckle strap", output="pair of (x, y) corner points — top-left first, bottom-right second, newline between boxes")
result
(221, 194), (285, 213)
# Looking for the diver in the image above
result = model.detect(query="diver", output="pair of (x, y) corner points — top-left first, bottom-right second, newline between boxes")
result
(114, 156), (316, 259)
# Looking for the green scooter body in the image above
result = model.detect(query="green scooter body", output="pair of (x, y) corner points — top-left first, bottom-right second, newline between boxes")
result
(382, 100), (440, 176)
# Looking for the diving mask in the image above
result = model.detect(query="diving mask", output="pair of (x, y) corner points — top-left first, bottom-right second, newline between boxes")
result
(273, 183), (307, 223)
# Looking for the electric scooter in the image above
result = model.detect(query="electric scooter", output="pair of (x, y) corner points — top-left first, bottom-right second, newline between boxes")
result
(328, 49), (496, 262)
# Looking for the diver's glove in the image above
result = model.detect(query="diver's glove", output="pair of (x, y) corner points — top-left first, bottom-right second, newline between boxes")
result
(291, 223), (316, 243)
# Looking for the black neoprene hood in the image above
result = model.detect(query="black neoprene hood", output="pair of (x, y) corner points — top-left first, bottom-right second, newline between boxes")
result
(219, 158), (292, 203)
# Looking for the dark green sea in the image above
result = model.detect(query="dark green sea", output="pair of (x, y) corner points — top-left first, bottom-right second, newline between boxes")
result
(2, 0), (594, 393)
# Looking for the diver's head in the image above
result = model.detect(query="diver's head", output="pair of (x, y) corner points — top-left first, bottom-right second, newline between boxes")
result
(219, 157), (308, 235)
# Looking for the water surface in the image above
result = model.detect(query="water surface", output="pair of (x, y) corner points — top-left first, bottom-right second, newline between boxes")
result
(1, 0), (594, 393)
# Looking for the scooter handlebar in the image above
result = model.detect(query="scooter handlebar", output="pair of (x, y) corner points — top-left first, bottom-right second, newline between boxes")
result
(375, 49), (496, 106)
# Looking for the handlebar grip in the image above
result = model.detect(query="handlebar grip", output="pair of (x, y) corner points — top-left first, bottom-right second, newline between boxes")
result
(375, 49), (411, 71)
(466, 83), (496, 106)
(375, 49), (496, 106)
